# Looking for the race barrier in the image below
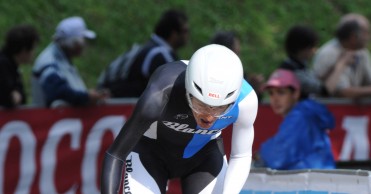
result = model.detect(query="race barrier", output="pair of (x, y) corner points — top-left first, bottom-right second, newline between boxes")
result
(241, 168), (371, 194)
(1, 98), (371, 193)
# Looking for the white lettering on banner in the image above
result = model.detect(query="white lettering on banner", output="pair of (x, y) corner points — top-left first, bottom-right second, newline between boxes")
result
(82, 116), (124, 194)
(0, 121), (36, 194)
(40, 119), (82, 194)
(340, 116), (370, 160)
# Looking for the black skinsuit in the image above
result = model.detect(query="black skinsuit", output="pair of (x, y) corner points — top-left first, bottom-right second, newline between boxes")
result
(101, 60), (255, 194)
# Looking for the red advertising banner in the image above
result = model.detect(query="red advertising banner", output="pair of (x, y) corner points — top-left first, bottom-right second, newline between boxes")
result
(1, 102), (370, 194)
(0, 105), (134, 194)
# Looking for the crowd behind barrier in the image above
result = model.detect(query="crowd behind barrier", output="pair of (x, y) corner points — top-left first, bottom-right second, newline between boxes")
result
(1, 97), (371, 194)
(2, 10), (371, 194)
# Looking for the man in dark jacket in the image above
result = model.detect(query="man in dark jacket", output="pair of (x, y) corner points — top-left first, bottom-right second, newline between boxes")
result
(0, 24), (39, 108)
(102, 9), (189, 97)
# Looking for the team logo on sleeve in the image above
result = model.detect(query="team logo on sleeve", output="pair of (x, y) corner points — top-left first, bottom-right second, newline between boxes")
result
(124, 156), (133, 193)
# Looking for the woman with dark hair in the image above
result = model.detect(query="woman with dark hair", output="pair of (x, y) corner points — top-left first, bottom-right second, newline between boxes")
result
(0, 24), (39, 108)
(280, 24), (327, 99)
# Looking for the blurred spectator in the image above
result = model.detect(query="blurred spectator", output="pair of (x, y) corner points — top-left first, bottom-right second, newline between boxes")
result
(0, 24), (39, 108)
(99, 9), (189, 97)
(313, 13), (371, 98)
(210, 30), (265, 101)
(210, 30), (241, 55)
(31, 16), (109, 108)
(280, 24), (327, 99)
(255, 69), (336, 170)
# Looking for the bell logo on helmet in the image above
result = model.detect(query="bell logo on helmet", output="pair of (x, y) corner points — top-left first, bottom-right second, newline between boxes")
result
(208, 92), (220, 99)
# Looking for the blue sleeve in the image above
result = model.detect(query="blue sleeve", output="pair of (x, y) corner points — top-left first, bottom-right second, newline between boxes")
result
(259, 112), (309, 169)
(40, 65), (89, 106)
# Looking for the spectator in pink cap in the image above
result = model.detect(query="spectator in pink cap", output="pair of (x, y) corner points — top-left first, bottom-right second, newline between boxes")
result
(31, 16), (109, 107)
(255, 69), (336, 170)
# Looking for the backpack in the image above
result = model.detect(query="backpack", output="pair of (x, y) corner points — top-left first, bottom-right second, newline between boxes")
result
(97, 43), (142, 88)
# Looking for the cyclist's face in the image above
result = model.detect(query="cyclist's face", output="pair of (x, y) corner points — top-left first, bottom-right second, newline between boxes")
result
(189, 96), (230, 129)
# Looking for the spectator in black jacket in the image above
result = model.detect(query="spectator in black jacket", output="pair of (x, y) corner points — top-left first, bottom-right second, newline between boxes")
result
(101, 9), (189, 97)
(279, 24), (327, 99)
(0, 24), (39, 108)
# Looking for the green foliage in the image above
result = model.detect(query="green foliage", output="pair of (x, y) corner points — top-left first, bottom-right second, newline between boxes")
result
(1, 0), (371, 103)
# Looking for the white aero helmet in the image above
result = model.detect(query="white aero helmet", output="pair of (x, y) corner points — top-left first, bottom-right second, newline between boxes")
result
(185, 44), (243, 107)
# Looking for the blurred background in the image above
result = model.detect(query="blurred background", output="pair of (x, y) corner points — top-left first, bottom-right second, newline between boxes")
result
(1, 0), (371, 102)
